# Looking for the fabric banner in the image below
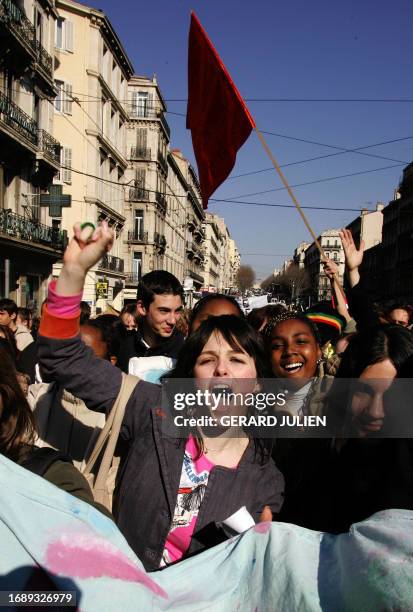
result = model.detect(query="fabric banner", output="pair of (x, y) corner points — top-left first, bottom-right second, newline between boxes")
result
(1, 455), (412, 611)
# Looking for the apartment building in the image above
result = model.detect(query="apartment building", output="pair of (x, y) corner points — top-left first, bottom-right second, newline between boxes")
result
(380, 165), (413, 301)
(121, 77), (190, 301)
(304, 229), (345, 303)
(293, 241), (310, 269)
(228, 238), (240, 291)
(203, 213), (222, 291)
(52, 0), (133, 312)
(170, 149), (205, 293)
(0, 0), (66, 307)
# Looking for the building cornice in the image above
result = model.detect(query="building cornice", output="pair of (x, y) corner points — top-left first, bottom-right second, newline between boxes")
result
(56, 0), (134, 78)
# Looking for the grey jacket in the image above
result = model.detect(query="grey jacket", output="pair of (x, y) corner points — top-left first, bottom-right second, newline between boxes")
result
(38, 333), (284, 571)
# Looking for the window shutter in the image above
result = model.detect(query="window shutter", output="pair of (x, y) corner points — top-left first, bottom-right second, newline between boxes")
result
(63, 83), (73, 114)
(65, 20), (74, 52)
(148, 92), (154, 114)
(63, 147), (72, 183)
(136, 127), (147, 149)
(135, 168), (145, 187)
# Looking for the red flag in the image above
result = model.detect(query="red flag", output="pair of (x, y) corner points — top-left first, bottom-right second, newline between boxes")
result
(186, 12), (255, 209)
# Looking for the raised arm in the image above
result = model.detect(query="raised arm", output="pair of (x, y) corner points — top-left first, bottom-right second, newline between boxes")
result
(37, 223), (123, 413)
(338, 228), (364, 289)
(322, 258), (351, 323)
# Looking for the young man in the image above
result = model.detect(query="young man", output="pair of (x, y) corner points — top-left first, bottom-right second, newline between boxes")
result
(115, 271), (185, 373)
(0, 298), (34, 351)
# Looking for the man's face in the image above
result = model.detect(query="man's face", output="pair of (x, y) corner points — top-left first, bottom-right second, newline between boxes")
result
(0, 310), (14, 328)
(389, 308), (409, 327)
(138, 294), (183, 338)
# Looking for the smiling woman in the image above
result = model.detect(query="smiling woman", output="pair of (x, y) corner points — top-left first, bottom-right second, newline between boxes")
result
(326, 323), (413, 438)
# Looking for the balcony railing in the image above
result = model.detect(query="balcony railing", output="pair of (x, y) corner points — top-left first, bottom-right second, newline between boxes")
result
(98, 253), (124, 274)
(0, 0), (36, 55)
(128, 105), (170, 139)
(128, 105), (158, 120)
(129, 186), (149, 202)
(130, 146), (151, 160)
(157, 150), (168, 175)
(33, 39), (53, 78)
(127, 230), (148, 244)
(155, 191), (167, 214)
(125, 273), (140, 284)
(0, 208), (67, 251)
(0, 89), (37, 145)
(37, 129), (60, 165)
(154, 232), (167, 251)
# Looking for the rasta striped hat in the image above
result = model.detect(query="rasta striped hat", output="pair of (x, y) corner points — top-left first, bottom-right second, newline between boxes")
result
(305, 302), (346, 346)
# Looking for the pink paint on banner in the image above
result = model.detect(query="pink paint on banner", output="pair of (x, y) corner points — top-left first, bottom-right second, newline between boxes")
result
(254, 521), (272, 534)
(46, 534), (168, 599)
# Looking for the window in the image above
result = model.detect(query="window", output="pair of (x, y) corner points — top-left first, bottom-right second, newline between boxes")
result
(62, 147), (72, 183)
(54, 80), (73, 114)
(132, 252), (142, 281)
(55, 147), (72, 183)
(131, 91), (154, 117)
(54, 80), (64, 112)
(134, 210), (144, 239)
(55, 18), (74, 51)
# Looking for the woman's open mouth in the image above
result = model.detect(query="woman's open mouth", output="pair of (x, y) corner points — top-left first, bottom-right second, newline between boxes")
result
(281, 362), (304, 374)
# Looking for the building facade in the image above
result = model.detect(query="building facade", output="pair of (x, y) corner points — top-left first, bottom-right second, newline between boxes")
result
(0, 0), (66, 308)
(380, 165), (413, 302)
(52, 0), (133, 312)
(304, 229), (345, 303)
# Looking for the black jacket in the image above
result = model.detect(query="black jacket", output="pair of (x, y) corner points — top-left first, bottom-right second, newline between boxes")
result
(115, 326), (185, 373)
(38, 333), (284, 571)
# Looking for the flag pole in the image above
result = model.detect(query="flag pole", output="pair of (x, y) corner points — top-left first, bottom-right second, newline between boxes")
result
(254, 126), (325, 258)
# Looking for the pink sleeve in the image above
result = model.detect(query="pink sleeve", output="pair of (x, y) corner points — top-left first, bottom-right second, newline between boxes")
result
(47, 279), (83, 317)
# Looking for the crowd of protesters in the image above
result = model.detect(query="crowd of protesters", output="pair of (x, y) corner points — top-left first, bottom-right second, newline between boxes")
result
(1, 221), (413, 572)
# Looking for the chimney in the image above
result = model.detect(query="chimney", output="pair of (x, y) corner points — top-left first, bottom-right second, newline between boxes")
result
(361, 208), (369, 216)
(376, 202), (385, 212)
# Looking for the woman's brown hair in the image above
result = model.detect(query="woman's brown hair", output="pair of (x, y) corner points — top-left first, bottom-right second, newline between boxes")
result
(0, 347), (36, 462)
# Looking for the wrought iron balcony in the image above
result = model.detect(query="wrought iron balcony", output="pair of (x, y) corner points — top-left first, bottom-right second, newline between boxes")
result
(0, 0), (36, 58)
(33, 39), (53, 79)
(0, 89), (37, 145)
(154, 232), (167, 251)
(155, 191), (167, 214)
(130, 146), (151, 161)
(0, 208), (67, 252)
(127, 230), (148, 244)
(129, 186), (149, 202)
(157, 150), (168, 175)
(125, 273), (140, 285)
(194, 225), (205, 241)
(37, 129), (60, 165)
(128, 105), (170, 138)
(98, 253), (125, 274)
(128, 105), (158, 120)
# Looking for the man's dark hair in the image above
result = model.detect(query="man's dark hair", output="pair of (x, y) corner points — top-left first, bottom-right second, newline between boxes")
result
(17, 307), (31, 325)
(80, 301), (91, 325)
(137, 271), (184, 309)
(0, 298), (18, 317)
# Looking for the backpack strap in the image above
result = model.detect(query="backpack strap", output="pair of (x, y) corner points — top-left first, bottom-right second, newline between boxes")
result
(81, 373), (139, 505)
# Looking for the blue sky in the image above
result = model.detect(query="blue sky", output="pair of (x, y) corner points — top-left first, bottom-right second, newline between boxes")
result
(94, 0), (413, 279)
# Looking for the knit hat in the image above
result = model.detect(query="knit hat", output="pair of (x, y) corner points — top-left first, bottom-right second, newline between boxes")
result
(305, 302), (346, 347)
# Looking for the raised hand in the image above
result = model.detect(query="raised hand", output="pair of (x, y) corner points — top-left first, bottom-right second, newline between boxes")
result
(338, 228), (364, 271)
(322, 257), (339, 280)
(57, 222), (114, 295)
